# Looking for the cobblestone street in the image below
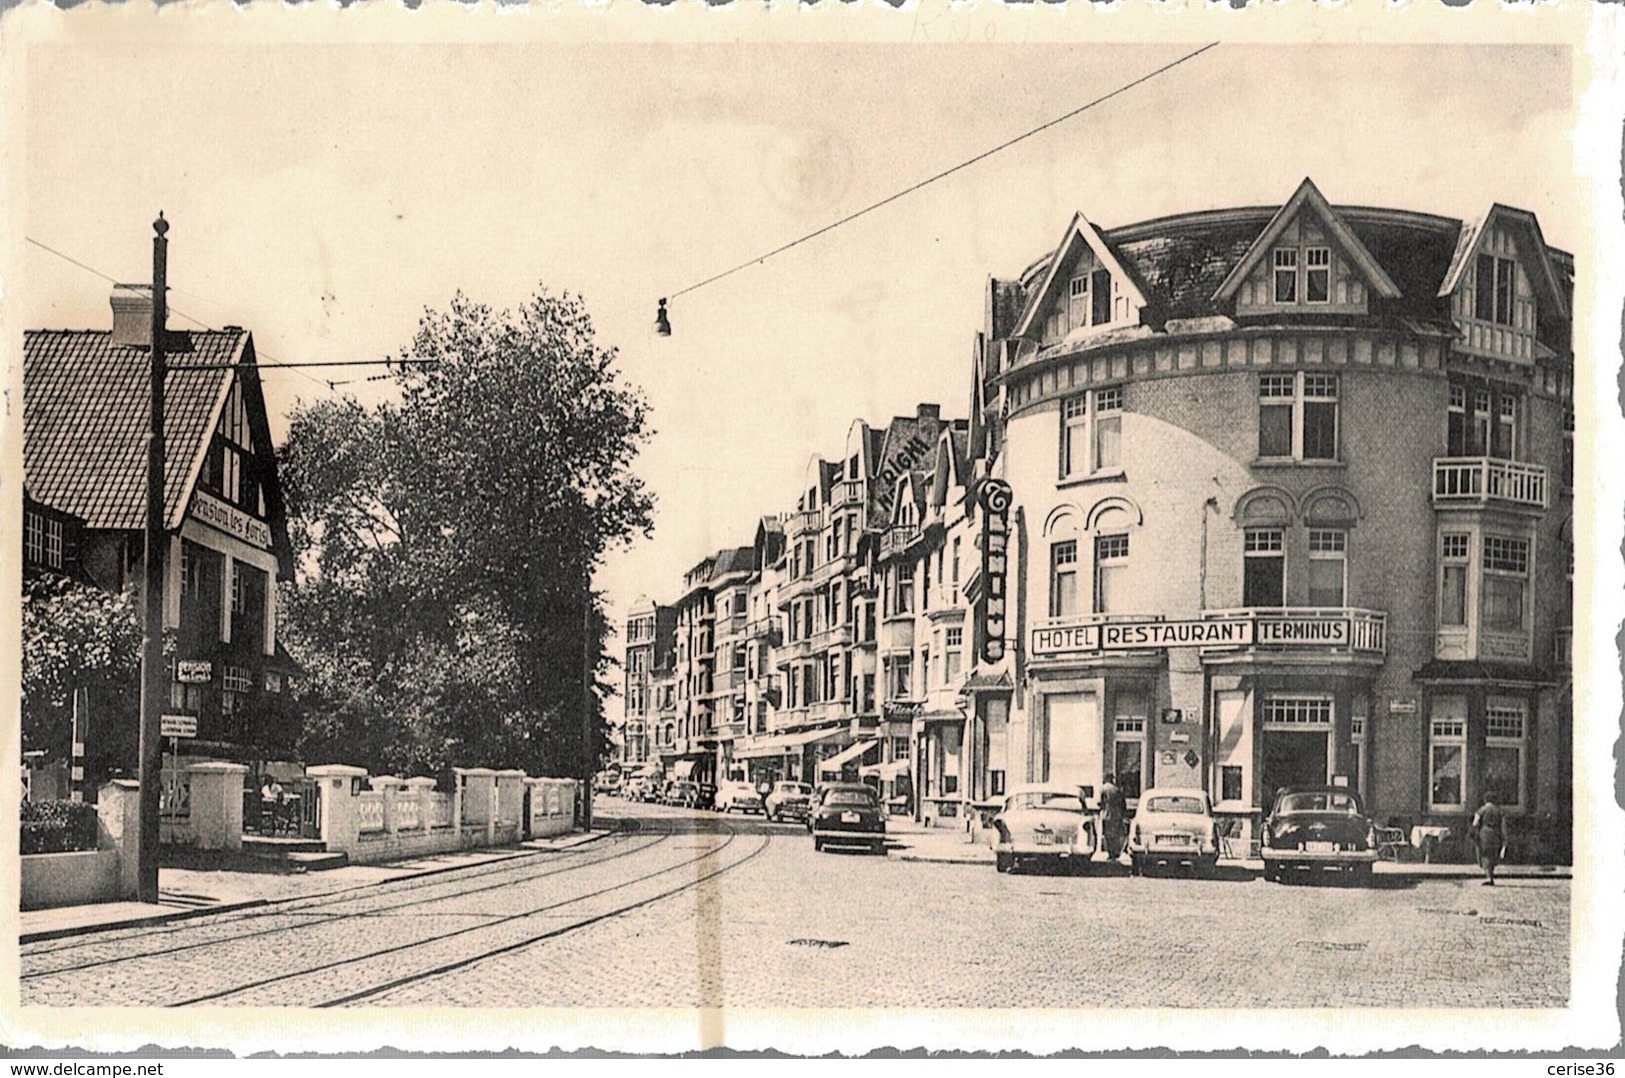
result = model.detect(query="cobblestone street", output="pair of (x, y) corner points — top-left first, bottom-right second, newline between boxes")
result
(21, 802), (1568, 1010)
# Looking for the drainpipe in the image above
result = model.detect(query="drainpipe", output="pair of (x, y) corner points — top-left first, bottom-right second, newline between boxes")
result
(1198, 496), (1220, 611)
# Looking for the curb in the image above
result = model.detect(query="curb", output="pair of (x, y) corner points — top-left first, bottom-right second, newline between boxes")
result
(21, 827), (617, 944)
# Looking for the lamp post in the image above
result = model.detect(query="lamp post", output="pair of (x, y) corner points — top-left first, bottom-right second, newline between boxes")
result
(136, 213), (169, 904)
(580, 575), (595, 832)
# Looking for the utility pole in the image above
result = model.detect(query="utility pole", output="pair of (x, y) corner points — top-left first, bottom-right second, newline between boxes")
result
(580, 578), (595, 831)
(136, 213), (169, 904)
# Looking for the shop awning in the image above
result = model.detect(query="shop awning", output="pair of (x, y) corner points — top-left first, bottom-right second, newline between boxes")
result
(734, 727), (844, 760)
(860, 760), (911, 780)
(818, 739), (879, 775)
(672, 760), (697, 780)
(919, 710), (965, 724)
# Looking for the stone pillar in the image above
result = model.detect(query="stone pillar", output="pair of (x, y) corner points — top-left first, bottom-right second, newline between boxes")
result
(186, 762), (249, 851)
(404, 776), (436, 833)
(453, 767), (497, 845)
(495, 770), (526, 829)
(373, 775), (407, 834)
(98, 780), (142, 900)
(307, 764), (369, 854)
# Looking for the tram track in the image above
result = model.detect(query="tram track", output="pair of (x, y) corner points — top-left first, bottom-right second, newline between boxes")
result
(20, 818), (665, 979)
(166, 824), (772, 1007)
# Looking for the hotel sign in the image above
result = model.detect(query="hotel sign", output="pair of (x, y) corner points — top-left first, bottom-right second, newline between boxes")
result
(193, 491), (272, 550)
(1031, 615), (1356, 659)
(976, 479), (1012, 664)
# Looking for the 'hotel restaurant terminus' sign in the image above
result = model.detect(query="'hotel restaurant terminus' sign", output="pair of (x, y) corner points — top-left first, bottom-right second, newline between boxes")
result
(1031, 615), (1352, 659)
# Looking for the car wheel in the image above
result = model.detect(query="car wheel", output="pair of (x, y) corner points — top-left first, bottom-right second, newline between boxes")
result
(813, 836), (824, 852)
(1263, 863), (1279, 883)
(874, 840), (887, 856)
(1351, 863), (1374, 887)
(995, 851), (1013, 874)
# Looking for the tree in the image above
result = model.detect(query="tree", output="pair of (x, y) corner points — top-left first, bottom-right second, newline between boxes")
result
(20, 575), (142, 768)
(280, 288), (652, 778)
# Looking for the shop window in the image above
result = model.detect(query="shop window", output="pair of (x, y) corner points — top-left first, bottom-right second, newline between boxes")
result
(1439, 532), (1470, 627)
(1258, 373), (1338, 461)
(1475, 254), (1517, 326)
(1429, 697), (1468, 813)
(1273, 248), (1298, 303)
(1263, 696), (1332, 727)
(1483, 699), (1527, 811)
(1061, 387), (1123, 480)
(1482, 534), (1529, 633)
(1243, 528), (1285, 607)
(1050, 540), (1080, 618)
(1305, 247), (1331, 303)
(1220, 766), (1244, 804)
(1307, 529), (1347, 607)
(1093, 533), (1130, 614)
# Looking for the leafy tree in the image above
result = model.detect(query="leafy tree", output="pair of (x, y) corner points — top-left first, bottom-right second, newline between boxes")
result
(280, 289), (652, 778)
(20, 575), (142, 766)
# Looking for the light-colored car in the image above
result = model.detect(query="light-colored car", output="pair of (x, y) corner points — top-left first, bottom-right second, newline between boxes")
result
(1127, 787), (1220, 876)
(765, 781), (814, 822)
(991, 783), (1098, 874)
(714, 780), (764, 814)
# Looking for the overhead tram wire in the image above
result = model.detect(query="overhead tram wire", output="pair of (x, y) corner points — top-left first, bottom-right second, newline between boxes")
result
(25, 235), (437, 391)
(651, 42), (1220, 329)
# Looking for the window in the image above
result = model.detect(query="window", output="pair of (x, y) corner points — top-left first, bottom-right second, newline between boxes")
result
(1068, 274), (1089, 328)
(1061, 387), (1123, 479)
(1050, 540), (1080, 617)
(1093, 533), (1130, 614)
(1439, 532), (1470, 628)
(1562, 408), (1574, 489)
(1348, 697), (1367, 798)
(1258, 373), (1338, 461)
(1484, 698), (1527, 811)
(223, 664), (254, 693)
(951, 537), (961, 600)
(1494, 393), (1517, 460)
(893, 563), (915, 615)
(23, 510), (63, 570)
(1429, 698), (1468, 812)
(1091, 267), (1112, 326)
(732, 645), (746, 672)
(887, 656), (913, 702)
(1305, 247), (1331, 303)
(231, 563), (247, 615)
(1273, 248), (1298, 303)
(944, 626), (963, 683)
(1482, 534), (1529, 633)
(1243, 528), (1285, 607)
(1475, 254), (1516, 326)
(1307, 529), (1346, 607)
(892, 736), (911, 761)
(1262, 696), (1333, 726)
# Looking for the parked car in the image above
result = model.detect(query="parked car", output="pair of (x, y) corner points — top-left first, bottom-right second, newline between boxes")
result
(715, 780), (764, 814)
(622, 777), (648, 802)
(1260, 785), (1377, 884)
(593, 771), (623, 796)
(1126, 787), (1219, 876)
(991, 783), (1097, 874)
(765, 781), (814, 822)
(809, 782), (887, 854)
(665, 780), (702, 809)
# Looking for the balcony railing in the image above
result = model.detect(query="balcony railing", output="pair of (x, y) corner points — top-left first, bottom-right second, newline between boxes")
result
(1200, 607), (1387, 657)
(1433, 457), (1548, 510)
(832, 479), (865, 509)
(784, 509), (823, 537)
(809, 623), (853, 652)
(880, 525), (919, 560)
(747, 617), (783, 646)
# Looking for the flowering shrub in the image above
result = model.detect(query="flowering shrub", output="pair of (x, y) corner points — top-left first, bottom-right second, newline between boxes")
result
(20, 799), (101, 855)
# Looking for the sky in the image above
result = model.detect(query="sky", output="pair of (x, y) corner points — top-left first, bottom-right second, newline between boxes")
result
(6, 19), (1605, 721)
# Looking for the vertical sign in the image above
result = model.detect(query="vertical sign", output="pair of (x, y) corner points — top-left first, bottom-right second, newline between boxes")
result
(977, 479), (1012, 664)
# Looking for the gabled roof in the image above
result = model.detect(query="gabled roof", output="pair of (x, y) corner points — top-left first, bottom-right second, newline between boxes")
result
(1436, 203), (1569, 319)
(24, 327), (245, 533)
(1212, 178), (1400, 303)
(1013, 212), (1150, 339)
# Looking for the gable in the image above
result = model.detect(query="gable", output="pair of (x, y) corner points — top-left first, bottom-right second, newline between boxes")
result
(1439, 206), (1567, 364)
(1213, 178), (1400, 313)
(1015, 213), (1148, 344)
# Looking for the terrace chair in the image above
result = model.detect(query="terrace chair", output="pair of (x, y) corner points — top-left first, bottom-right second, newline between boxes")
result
(1375, 826), (1409, 862)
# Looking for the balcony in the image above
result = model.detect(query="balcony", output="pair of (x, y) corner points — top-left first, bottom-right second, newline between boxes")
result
(779, 635), (814, 662)
(832, 479), (865, 509)
(784, 509), (823, 537)
(880, 526), (920, 560)
(721, 612), (747, 637)
(747, 617), (783, 646)
(811, 552), (856, 585)
(1433, 457), (1548, 511)
(1200, 607), (1387, 659)
(809, 623), (853, 652)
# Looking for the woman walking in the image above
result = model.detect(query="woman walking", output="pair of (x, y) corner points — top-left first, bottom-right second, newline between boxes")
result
(1471, 792), (1508, 886)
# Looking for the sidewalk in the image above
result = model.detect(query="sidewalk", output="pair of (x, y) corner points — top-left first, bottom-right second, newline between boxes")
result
(20, 828), (611, 944)
(885, 817), (1573, 879)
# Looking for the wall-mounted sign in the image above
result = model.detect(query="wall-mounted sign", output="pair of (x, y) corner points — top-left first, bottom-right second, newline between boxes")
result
(976, 479), (1012, 665)
(160, 714), (198, 739)
(1183, 749), (1200, 768)
(1160, 750), (1178, 766)
(176, 659), (213, 684)
(193, 491), (273, 550)
(1389, 699), (1418, 714)
(883, 701), (924, 722)
(1029, 613), (1369, 660)
(1169, 732), (1191, 744)
(1160, 708), (1184, 725)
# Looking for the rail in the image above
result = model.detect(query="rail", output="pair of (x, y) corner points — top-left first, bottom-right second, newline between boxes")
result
(1432, 457), (1547, 509)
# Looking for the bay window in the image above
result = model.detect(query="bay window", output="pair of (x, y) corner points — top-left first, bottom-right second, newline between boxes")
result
(1482, 534), (1529, 633)
(1439, 532), (1470, 627)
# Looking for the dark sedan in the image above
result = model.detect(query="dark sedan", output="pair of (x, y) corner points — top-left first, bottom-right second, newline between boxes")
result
(809, 783), (886, 854)
(1260, 786), (1377, 884)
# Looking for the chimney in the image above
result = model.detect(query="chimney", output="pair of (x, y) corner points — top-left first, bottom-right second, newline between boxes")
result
(109, 284), (153, 348)
(916, 403), (941, 421)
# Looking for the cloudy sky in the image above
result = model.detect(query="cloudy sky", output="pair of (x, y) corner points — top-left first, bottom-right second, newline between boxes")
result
(7, 13), (1608, 714)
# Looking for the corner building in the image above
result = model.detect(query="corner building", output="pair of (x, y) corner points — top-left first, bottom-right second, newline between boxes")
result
(982, 180), (1572, 853)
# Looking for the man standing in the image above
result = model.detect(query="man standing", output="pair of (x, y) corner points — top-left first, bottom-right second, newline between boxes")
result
(1099, 772), (1128, 861)
(1471, 792), (1509, 886)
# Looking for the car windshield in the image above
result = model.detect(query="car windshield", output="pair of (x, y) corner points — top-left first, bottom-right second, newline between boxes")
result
(1005, 792), (1084, 813)
(1278, 792), (1361, 814)
(824, 790), (875, 807)
(777, 784), (811, 795)
(1146, 795), (1206, 814)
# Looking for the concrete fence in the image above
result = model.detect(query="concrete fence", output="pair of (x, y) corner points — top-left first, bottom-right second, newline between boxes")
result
(21, 781), (140, 910)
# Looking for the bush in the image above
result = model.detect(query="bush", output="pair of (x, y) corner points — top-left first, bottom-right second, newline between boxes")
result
(20, 799), (101, 855)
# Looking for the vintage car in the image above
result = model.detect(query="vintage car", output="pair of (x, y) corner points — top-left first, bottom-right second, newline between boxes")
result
(1260, 785), (1377, 883)
(809, 782), (887, 854)
(1126, 787), (1220, 876)
(765, 781), (814, 822)
(664, 780), (701, 808)
(991, 783), (1098, 874)
(714, 780), (764, 814)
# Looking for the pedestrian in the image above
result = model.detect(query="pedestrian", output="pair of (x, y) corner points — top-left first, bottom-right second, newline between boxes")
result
(1471, 791), (1509, 886)
(1099, 772), (1127, 861)
(260, 775), (285, 834)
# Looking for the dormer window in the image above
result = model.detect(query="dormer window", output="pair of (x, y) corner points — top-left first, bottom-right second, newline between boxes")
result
(1475, 254), (1517, 326)
(1305, 247), (1331, 303)
(1049, 267), (1114, 341)
(1273, 249), (1297, 303)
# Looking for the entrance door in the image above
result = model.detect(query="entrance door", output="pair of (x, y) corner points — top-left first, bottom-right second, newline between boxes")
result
(1261, 731), (1329, 801)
